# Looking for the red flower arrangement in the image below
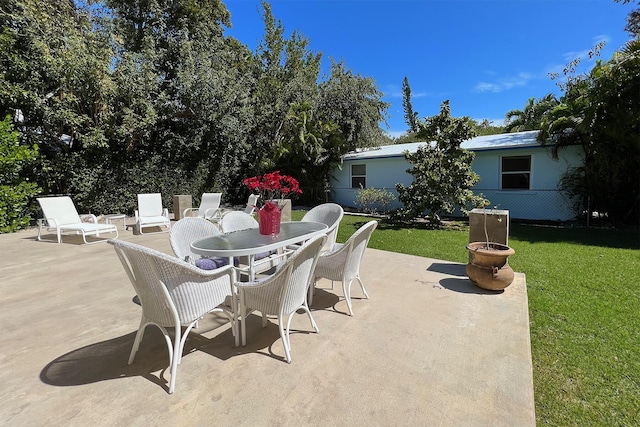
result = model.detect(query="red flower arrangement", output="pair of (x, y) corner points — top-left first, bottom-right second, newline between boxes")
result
(242, 170), (302, 210)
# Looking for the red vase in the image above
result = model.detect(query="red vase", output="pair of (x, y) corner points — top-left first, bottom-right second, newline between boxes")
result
(258, 202), (281, 236)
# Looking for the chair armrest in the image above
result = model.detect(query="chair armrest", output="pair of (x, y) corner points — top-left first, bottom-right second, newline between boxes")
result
(318, 241), (351, 262)
(134, 210), (140, 221)
(162, 208), (169, 218)
(183, 207), (198, 217)
(204, 208), (222, 219)
(42, 217), (59, 228)
(79, 213), (98, 223)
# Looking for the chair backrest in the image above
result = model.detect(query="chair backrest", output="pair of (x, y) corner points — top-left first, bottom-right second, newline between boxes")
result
(197, 193), (222, 217)
(137, 193), (163, 217)
(170, 217), (220, 262)
(280, 234), (327, 315)
(243, 194), (260, 215)
(302, 203), (344, 250)
(344, 220), (378, 280)
(220, 211), (258, 233)
(110, 239), (232, 325)
(255, 234), (326, 316)
(37, 196), (82, 226)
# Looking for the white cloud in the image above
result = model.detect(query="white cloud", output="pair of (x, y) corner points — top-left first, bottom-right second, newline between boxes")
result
(473, 72), (533, 93)
(563, 35), (611, 62)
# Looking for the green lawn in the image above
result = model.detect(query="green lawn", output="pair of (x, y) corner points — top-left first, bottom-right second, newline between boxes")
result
(294, 211), (640, 425)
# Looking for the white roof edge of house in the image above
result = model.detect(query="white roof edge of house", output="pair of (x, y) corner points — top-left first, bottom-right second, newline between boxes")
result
(343, 130), (542, 160)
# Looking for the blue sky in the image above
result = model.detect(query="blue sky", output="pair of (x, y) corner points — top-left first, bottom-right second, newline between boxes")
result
(223, 0), (635, 137)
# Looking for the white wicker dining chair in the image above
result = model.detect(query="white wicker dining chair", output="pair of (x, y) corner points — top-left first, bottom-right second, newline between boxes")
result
(294, 203), (344, 252)
(236, 234), (327, 362)
(169, 217), (230, 269)
(219, 211), (288, 279)
(310, 220), (378, 316)
(109, 239), (236, 394)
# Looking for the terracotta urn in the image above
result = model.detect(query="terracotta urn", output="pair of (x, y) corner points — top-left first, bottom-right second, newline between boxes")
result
(466, 242), (515, 290)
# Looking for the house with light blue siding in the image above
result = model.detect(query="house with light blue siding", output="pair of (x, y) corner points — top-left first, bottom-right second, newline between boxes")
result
(330, 131), (583, 221)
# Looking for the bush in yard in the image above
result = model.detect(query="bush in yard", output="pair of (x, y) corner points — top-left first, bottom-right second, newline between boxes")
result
(0, 116), (40, 232)
(395, 101), (486, 226)
(355, 187), (396, 215)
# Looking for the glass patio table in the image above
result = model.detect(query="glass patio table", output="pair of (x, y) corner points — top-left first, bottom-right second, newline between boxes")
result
(190, 221), (328, 281)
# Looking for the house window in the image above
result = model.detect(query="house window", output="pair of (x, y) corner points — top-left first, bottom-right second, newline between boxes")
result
(351, 164), (366, 189)
(501, 155), (531, 190)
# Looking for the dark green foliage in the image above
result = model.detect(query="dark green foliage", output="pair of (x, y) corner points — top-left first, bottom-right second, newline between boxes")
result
(504, 94), (559, 132)
(540, 38), (640, 226)
(0, 0), (389, 216)
(402, 76), (418, 133)
(0, 116), (40, 232)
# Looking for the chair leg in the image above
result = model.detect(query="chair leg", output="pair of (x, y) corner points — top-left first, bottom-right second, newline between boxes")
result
(240, 290), (247, 347)
(355, 276), (369, 299)
(300, 303), (319, 333)
(308, 279), (316, 305)
(128, 320), (147, 365)
(178, 322), (197, 365)
(280, 314), (292, 363)
(343, 279), (354, 316)
(168, 324), (182, 394)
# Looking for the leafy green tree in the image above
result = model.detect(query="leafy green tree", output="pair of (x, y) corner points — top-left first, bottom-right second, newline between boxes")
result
(317, 60), (389, 150)
(0, 116), (40, 232)
(0, 0), (114, 203)
(93, 0), (255, 208)
(395, 101), (486, 226)
(504, 94), (559, 132)
(472, 118), (506, 136)
(0, 0), (393, 218)
(250, 1), (322, 175)
(402, 76), (418, 133)
(540, 38), (640, 225)
(615, 0), (640, 37)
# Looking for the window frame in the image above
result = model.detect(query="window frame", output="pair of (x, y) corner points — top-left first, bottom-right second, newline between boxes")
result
(501, 155), (531, 190)
(351, 163), (367, 189)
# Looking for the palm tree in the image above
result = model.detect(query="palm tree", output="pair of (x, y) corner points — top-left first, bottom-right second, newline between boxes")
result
(504, 94), (559, 132)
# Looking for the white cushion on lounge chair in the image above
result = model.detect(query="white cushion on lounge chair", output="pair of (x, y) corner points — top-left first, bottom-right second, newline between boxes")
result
(36, 196), (118, 244)
(135, 193), (171, 234)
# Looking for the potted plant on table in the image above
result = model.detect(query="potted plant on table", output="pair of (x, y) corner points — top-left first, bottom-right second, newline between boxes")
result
(466, 206), (515, 291)
(243, 171), (302, 236)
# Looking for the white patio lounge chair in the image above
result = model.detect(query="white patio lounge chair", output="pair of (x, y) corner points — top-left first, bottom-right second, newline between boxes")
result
(182, 192), (223, 223)
(243, 194), (260, 215)
(216, 193), (259, 220)
(310, 220), (378, 316)
(236, 234), (327, 361)
(109, 239), (237, 394)
(36, 196), (118, 244)
(135, 193), (171, 234)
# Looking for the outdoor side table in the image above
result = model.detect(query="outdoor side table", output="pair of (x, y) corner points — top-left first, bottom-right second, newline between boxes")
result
(103, 214), (127, 230)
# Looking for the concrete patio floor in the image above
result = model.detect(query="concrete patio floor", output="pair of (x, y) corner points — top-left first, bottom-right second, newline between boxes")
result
(0, 224), (535, 426)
